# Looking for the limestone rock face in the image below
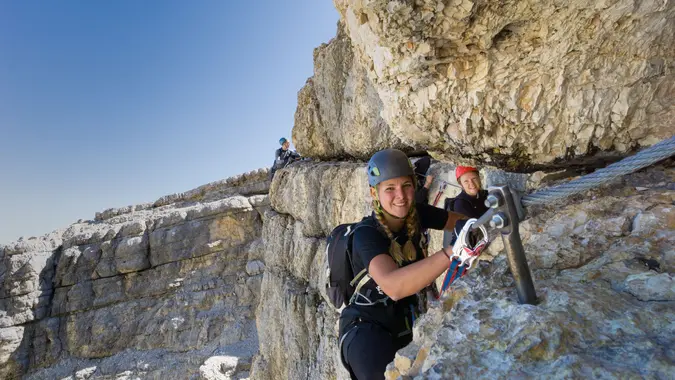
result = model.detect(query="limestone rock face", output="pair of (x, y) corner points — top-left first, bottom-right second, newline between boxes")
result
(0, 171), (268, 380)
(328, 0), (674, 166)
(269, 161), (372, 237)
(199, 355), (252, 380)
(253, 161), (534, 379)
(293, 22), (411, 159)
(249, 210), (349, 380)
(3, 157), (673, 380)
(256, 162), (674, 380)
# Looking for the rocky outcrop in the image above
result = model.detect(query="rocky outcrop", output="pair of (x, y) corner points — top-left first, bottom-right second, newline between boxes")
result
(250, 162), (370, 379)
(293, 22), (412, 160)
(387, 174), (675, 378)
(257, 163), (674, 380)
(3, 2), (674, 379)
(311, 0), (675, 167)
(2, 160), (672, 380)
(250, 210), (346, 380)
(0, 170), (270, 380)
(0, 231), (63, 378)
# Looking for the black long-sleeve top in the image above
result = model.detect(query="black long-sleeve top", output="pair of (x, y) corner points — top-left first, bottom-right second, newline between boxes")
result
(453, 189), (489, 219)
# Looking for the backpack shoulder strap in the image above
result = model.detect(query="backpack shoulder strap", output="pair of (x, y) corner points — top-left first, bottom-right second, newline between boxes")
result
(349, 216), (381, 241)
(346, 217), (394, 306)
(345, 220), (376, 269)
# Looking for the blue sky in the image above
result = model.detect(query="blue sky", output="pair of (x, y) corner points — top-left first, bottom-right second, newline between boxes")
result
(0, 1), (339, 244)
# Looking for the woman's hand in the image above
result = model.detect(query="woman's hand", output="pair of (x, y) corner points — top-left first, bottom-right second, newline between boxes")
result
(424, 175), (434, 189)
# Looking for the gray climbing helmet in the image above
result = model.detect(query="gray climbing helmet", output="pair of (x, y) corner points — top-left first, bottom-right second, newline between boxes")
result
(367, 149), (415, 187)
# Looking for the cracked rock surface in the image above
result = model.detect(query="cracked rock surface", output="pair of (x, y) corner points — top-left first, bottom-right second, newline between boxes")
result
(297, 0), (675, 167)
(385, 167), (674, 379)
(0, 170), (269, 380)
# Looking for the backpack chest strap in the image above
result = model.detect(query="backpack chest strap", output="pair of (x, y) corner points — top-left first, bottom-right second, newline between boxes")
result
(349, 269), (391, 306)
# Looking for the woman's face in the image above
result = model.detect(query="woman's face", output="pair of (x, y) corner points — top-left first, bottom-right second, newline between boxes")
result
(371, 176), (415, 219)
(459, 171), (482, 196)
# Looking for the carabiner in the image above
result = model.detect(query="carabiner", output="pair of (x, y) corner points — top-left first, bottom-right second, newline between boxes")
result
(451, 219), (489, 269)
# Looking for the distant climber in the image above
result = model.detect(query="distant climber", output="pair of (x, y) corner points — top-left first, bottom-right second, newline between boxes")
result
(269, 137), (301, 179)
(275, 137), (301, 168)
(338, 149), (474, 380)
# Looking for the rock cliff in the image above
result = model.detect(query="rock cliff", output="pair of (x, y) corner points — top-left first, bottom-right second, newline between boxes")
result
(300, 0), (674, 168)
(2, 1), (674, 379)
(250, 161), (674, 380)
(1, 171), (270, 379)
(2, 161), (672, 379)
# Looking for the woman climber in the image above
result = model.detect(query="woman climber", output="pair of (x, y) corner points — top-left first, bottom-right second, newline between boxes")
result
(338, 149), (476, 380)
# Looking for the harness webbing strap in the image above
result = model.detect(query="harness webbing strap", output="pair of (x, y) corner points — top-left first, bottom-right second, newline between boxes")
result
(353, 273), (372, 296)
(349, 268), (368, 287)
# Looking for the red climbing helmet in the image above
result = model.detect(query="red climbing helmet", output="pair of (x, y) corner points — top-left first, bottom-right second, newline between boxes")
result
(455, 166), (478, 181)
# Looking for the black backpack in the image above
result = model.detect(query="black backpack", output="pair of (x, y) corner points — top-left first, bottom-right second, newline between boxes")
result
(325, 219), (373, 310)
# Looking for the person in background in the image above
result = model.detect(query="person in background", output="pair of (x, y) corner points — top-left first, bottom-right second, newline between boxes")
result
(453, 166), (488, 219)
(442, 166), (489, 249)
(269, 137), (301, 179)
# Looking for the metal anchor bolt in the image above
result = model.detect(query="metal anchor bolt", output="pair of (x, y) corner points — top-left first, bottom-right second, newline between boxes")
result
(489, 213), (508, 229)
(485, 194), (502, 209)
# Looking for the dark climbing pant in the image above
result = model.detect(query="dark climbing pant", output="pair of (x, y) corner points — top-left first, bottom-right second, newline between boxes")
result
(340, 322), (412, 380)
